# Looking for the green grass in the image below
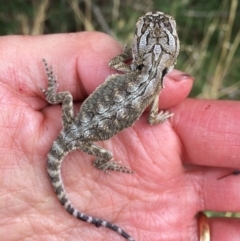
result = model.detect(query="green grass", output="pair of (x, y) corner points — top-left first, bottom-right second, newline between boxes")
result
(0, 0), (239, 99)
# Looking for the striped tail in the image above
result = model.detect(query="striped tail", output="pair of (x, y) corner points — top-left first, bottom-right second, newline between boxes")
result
(47, 137), (135, 241)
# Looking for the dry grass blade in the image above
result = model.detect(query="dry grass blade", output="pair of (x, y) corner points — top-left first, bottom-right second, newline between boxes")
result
(208, 0), (238, 99)
(184, 16), (219, 74)
(16, 14), (29, 35)
(84, 0), (92, 26)
(31, 0), (50, 35)
(221, 28), (240, 84)
(68, 0), (94, 31)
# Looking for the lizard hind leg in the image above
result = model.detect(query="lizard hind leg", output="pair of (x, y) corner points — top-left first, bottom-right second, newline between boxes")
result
(47, 148), (135, 241)
(78, 142), (134, 174)
(42, 59), (74, 128)
(93, 158), (135, 174)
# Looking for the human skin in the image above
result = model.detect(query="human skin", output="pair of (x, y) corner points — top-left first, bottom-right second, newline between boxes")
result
(0, 32), (239, 241)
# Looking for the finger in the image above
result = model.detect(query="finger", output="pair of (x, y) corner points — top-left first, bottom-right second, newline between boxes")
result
(160, 70), (194, 109)
(210, 218), (240, 241)
(0, 32), (118, 108)
(0, 33), (194, 111)
(172, 98), (240, 168)
(185, 167), (240, 210)
(188, 167), (240, 241)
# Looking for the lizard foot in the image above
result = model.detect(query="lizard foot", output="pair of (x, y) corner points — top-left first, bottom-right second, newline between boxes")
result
(93, 158), (135, 174)
(148, 110), (174, 125)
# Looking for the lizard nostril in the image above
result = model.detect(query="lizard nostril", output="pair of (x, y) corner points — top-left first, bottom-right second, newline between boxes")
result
(137, 64), (144, 71)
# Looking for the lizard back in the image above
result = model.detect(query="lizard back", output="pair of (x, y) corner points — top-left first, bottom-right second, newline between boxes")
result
(73, 11), (179, 142)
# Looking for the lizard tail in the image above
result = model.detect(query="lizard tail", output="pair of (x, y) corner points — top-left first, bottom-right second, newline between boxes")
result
(47, 137), (135, 241)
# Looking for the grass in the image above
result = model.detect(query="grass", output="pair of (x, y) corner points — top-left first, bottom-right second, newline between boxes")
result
(0, 0), (239, 100)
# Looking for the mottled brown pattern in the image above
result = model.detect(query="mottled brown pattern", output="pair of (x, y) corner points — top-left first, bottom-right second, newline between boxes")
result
(42, 11), (179, 241)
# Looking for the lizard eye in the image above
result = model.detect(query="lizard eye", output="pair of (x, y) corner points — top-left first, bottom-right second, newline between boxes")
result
(137, 64), (144, 71)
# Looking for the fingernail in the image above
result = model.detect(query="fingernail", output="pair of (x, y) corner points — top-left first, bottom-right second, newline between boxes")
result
(173, 73), (195, 82)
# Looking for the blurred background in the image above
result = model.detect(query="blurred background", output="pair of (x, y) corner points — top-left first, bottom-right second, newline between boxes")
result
(0, 0), (239, 99)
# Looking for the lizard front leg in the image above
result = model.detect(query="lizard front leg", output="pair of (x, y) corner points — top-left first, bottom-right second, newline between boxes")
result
(42, 59), (74, 128)
(148, 95), (173, 125)
(109, 46), (132, 73)
(78, 141), (134, 173)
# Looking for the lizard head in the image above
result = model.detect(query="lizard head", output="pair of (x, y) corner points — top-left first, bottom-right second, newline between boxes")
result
(131, 11), (180, 71)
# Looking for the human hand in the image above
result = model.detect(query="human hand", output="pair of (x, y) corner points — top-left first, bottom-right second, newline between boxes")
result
(0, 33), (239, 241)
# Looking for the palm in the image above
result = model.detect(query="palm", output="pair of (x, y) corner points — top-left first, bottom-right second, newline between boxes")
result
(1, 33), (239, 241)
